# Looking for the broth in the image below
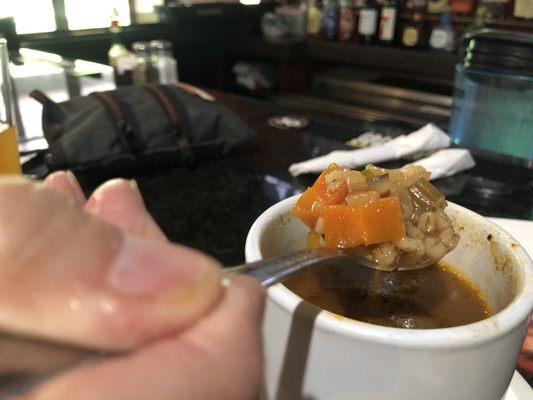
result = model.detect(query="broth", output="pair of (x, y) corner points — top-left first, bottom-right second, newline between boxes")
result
(283, 262), (491, 329)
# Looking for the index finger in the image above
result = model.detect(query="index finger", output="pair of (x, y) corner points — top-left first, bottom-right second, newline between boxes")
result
(0, 177), (222, 351)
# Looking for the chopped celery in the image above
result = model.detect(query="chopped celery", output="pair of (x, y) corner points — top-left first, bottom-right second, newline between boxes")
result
(361, 169), (374, 180)
(408, 178), (446, 211)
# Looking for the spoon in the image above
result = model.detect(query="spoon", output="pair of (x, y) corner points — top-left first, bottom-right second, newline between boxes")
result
(223, 247), (434, 287)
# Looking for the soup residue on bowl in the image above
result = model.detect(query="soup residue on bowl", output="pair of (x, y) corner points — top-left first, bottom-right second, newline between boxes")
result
(284, 262), (491, 329)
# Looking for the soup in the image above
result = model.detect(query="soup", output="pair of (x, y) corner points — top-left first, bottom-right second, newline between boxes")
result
(284, 262), (491, 329)
(289, 163), (489, 328)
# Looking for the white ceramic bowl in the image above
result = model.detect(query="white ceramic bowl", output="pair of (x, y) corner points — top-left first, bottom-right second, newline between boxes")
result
(246, 195), (533, 400)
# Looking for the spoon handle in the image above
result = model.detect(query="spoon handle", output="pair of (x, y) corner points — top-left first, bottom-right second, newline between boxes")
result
(0, 252), (334, 397)
(223, 248), (344, 287)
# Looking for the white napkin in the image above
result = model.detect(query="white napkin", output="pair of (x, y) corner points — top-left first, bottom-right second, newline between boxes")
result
(288, 123), (450, 177)
(408, 148), (476, 181)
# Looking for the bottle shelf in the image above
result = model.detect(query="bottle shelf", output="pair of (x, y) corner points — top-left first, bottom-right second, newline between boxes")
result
(399, 11), (533, 30)
(234, 36), (462, 80)
(305, 38), (461, 78)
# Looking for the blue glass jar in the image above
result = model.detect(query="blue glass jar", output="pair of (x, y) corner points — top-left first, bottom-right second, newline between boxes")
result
(449, 64), (533, 161)
(449, 29), (533, 163)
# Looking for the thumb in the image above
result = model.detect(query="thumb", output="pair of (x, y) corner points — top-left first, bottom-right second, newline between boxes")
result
(0, 177), (223, 351)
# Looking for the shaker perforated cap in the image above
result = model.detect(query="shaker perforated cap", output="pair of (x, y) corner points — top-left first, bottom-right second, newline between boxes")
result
(462, 29), (533, 77)
(149, 40), (173, 50)
(132, 41), (151, 53)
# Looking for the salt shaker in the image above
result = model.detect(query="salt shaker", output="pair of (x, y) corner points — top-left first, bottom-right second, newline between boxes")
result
(149, 40), (178, 85)
(132, 41), (158, 85)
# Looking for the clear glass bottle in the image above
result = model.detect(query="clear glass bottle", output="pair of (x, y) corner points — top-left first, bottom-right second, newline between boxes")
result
(132, 41), (157, 85)
(429, 13), (455, 51)
(108, 9), (135, 86)
(149, 40), (178, 85)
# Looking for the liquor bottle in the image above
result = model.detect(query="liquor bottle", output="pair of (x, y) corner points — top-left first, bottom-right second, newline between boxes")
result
(107, 9), (135, 86)
(307, 0), (322, 35)
(484, 0), (509, 20)
(352, 0), (365, 42)
(379, 0), (398, 44)
(429, 13), (455, 51)
(514, 0), (533, 18)
(339, 0), (356, 40)
(358, 0), (379, 44)
(464, 2), (488, 34)
(400, 11), (426, 48)
(451, 0), (475, 14)
(322, 0), (340, 40)
(406, 0), (427, 9)
(427, 0), (451, 13)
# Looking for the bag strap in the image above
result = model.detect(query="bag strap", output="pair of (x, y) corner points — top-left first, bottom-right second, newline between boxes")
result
(177, 83), (216, 102)
(29, 90), (65, 123)
(91, 92), (134, 155)
(144, 84), (194, 164)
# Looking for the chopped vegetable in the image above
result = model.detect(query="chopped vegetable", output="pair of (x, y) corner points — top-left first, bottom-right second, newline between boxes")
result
(292, 163), (459, 270)
(361, 169), (374, 180)
(345, 170), (368, 191)
(408, 178), (446, 211)
(345, 191), (379, 207)
(322, 205), (365, 248)
(322, 197), (406, 248)
(355, 197), (406, 246)
(368, 173), (391, 194)
(293, 164), (348, 228)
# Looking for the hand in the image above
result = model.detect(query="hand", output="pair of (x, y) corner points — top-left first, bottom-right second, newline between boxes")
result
(518, 317), (533, 381)
(0, 172), (265, 400)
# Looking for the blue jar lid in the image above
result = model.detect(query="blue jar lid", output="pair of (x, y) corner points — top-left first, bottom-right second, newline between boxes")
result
(462, 29), (533, 78)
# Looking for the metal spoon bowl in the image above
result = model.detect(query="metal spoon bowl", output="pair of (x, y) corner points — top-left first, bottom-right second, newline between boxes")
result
(223, 247), (434, 287)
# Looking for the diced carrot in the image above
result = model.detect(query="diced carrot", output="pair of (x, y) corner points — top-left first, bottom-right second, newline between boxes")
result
(321, 197), (406, 248)
(358, 197), (406, 245)
(322, 205), (364, 248)
(293, 164), (348, 229)
(292, 185), (320, 228)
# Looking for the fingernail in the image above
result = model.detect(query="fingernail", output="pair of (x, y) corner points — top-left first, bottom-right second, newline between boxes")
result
(129, 179), (139, 192)
(129, 179), (144, 203)
(107, 235), (213, 296)
(66, 170), (86, 204)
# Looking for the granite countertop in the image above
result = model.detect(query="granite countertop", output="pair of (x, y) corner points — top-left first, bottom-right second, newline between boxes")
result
(74, 90), (533, 267)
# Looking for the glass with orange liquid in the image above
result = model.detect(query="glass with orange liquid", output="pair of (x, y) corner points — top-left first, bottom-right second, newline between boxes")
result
(0, 38), (21, 175)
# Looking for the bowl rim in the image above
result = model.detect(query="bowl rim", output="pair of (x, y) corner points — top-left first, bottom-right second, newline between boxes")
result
(245, 194), (533, 349)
